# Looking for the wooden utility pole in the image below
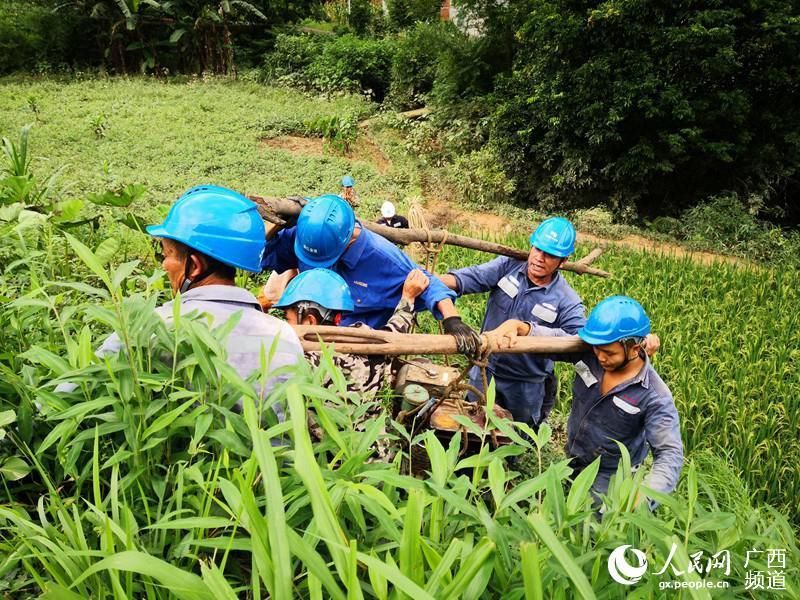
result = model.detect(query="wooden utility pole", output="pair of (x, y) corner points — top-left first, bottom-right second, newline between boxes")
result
(248, 195), (610, 278)
(293, 326), (588, 355)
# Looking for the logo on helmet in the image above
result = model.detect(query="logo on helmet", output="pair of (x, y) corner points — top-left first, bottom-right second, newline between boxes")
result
(302, 244), (318, 255)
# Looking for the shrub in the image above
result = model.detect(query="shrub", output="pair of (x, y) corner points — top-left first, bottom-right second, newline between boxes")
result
(0, 1), (89, 73)
(304, 113), (359, 154)
(572, 206), (622, 238)
(261, 33), (394, 99)
(260, 32), (327, 85)
(307, 34), (395, 100)
(448, 146), (514, 207)
(679, 194), (800, 264)
(389, 20), (495, 112)
(347, 0), (376, 35)
(492, 0), (800, 224)
(389, 22), (461, 108)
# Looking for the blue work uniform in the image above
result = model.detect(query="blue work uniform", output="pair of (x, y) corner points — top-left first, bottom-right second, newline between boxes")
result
(261, 223), (456, 328)
(559, 351), (684, 496)
(449, 256), (585, 425)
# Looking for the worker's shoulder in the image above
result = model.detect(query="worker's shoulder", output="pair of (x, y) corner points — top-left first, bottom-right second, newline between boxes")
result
(251, 310), (302, 342)
(643, 365), (675, 405)
(362, 228), (412, 260)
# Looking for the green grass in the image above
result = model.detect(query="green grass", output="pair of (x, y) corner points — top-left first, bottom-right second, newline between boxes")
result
(0, 76), (378, 204)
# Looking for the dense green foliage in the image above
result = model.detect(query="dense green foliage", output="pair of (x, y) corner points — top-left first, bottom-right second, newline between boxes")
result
(491, 0), (800, 224)
(385, 0), (441, 30)
(649, 194), (800, 264)
(2, 255), (796, 596)
(0, 0), (319, 75)
(0, 0), (93, 73)
(389, 21), (491, 109)
(5, 0), (800, 230)
(262, 33), (395, 100)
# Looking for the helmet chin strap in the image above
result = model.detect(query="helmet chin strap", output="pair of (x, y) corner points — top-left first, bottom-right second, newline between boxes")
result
(179, 255), (214, 294)
(611, 339), (644, 372)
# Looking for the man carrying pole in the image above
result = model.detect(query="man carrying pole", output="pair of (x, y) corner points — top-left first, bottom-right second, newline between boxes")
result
(484, 296), (682, 505)
(260, 194), (483, 358)
(438, 217), (586, 427)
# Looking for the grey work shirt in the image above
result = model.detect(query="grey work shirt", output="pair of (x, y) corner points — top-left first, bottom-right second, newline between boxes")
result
(449, 257), (585, 381)
(564, 352), (684, 495)
(57, 286), (304, 409)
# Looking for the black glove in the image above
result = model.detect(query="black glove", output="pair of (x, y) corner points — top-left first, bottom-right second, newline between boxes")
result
(442, 316), (482, 358)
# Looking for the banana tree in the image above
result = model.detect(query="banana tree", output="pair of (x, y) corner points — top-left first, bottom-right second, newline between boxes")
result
(163, 0), (267, 73)
(62, 0), (165, 72)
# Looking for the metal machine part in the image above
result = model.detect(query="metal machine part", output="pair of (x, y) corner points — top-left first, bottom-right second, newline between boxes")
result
(393, 359), (462, 399)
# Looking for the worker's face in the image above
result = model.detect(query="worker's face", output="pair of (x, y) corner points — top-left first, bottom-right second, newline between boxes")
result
(593, 341), (641, 371)
(527, 246), (564, 285)
(160, 239), (186, 293)
(342, 186), (354, 201)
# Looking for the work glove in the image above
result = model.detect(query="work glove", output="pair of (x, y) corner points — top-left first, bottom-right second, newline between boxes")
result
(442, 316), (482, 359)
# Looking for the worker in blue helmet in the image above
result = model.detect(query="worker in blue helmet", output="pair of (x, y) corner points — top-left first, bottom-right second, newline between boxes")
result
(276, 267), (429, 395)
(57, 185), (303, 410)
(438, 217), (586, 426)
(340, 175), (358, 208)
(485, 296), (682, 505)
(276, 268), (430, 460)
(261, 194), (482, 357)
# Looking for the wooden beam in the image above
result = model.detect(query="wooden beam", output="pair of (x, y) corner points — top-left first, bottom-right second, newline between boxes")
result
(247, 195), (611, 277)
(293, 325), (588, 356)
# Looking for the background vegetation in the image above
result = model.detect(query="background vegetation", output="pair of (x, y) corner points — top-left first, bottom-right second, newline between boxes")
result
(4, 0), (800, 232)
(1, 86), (800, 595)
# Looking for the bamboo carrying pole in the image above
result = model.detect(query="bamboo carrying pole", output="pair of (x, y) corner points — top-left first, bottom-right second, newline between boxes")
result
(293, 325), (589, 356)
(248, 195), (611, 278)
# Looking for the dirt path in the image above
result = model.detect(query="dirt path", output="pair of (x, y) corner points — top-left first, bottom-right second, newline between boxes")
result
(421, 197), (750, 267)
(261, 132), (748, 268)
(575, 231), (750, 267)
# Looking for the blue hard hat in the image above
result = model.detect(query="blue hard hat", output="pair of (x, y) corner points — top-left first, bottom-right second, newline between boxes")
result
(341, 175), (355, 187)
(274, 268), (354, 312)
(529, 217), (576, 258)
(578, 295), (651, 345)
(146, 185), (265, 272)
(294, 194), (356, 268)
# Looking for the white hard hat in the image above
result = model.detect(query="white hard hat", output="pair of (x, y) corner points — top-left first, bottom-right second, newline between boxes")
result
(381, 201), (396, 218)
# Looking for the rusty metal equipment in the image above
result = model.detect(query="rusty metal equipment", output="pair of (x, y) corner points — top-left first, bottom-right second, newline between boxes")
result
(392, 357), (514, 476)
